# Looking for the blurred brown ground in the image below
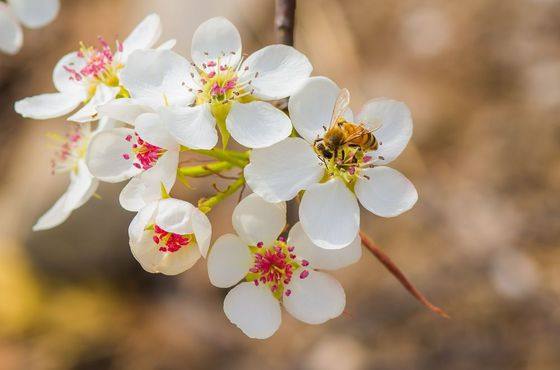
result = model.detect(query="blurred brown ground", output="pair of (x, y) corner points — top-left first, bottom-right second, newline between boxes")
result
(1, 0), (559, 369)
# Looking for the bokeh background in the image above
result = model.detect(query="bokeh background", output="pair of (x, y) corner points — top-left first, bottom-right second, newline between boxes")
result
(1, 0), (560, 369)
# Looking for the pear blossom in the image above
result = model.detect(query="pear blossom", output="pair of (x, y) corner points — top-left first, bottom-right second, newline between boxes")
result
(33, 118), (120, 231)
(129, 197), (212, 275)
(245, 77), (418, 250)
(114, 17), (312, 149)
(207, 193), (361, 339)
(0, 0), (59, 55)
(14, 13), (172, 123)
(85, 112), (180, 212)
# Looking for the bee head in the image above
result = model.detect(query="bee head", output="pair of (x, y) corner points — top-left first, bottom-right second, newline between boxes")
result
(325, 130), (345, 150)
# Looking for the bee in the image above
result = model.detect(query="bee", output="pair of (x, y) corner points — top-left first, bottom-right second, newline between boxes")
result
(314, 88), (380, 160)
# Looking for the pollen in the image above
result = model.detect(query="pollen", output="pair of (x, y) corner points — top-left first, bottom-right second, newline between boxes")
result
(124, 132), (166, 171)
(64, 37), (124, 95)
(247, 237), (310, 298)
(48, 125), (89, 175)
(151, 224), (192, 253)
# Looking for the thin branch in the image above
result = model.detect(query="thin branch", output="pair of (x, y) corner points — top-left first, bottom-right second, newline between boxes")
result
(275, 0), (296, 46)
(359, 230), (450, 319)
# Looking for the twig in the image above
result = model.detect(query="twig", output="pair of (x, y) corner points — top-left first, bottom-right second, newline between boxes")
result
(275, 0), (296, 46)
(359, 230), (449, 319)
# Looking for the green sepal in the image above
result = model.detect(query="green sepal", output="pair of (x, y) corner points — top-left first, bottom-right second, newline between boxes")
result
(160, 182), (170, 199)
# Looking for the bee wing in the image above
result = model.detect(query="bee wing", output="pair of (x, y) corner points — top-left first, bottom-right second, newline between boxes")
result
(367, 118), (383, 131)
(329, 88), (351, 128)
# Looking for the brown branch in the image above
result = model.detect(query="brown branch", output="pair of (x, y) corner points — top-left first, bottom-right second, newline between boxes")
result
(359, 230), (449, 319)
(275, 0), (296, 46)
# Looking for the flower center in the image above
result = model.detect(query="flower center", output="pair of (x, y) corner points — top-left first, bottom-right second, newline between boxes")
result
(48, 125), (89, 175)
(150, 224), (193, 253)
(314, 119), (378, 186)
(64, 37), (125, 98)
(246, 237), (310, 299)
(123, 133), (166, 171)
(189, 57), (257, 120)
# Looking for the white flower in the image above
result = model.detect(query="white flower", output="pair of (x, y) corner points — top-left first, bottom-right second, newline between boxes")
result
(0, 0), (59, 55)
(245, 77), (418, 249)
(129, 197), (211, 275)
(14, 13), (170, 122)
(85, 112), (180, 212)
(117, 17), (312, 149)
(33, 118), (120, 231)
(207, 193), (361, 339)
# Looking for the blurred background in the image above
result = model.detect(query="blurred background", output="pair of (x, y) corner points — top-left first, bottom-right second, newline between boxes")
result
(1, 0), (560, 369)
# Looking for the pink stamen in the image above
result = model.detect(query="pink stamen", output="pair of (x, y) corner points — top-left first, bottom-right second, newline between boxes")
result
(153, 224), (191, 253)
(127, 132), (166, 171)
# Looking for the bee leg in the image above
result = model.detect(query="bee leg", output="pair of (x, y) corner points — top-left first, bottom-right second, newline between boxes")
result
(322, 125), (327, 131)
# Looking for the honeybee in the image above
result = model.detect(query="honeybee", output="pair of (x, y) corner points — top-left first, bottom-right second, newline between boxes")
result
(314, 88), (380, 160)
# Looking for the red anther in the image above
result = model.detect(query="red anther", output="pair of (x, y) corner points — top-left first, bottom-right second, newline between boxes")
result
(299, 270), (309, 279)
(122, 153), (130, 160)
(301, 260), (309, 267)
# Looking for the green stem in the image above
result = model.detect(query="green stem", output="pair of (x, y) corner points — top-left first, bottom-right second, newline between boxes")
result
(182, 147), (249, 168)
(178, 161), (234, 177)
(198, 176), (246, 213)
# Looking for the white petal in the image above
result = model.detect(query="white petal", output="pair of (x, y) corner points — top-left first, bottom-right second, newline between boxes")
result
(122, 13), (162, 60)
(357, 99), (413, 165)
(64, 160), (98, 211)
(32, 192), (72, 231)
(130, 230), (201, 276)
(119, 176), (158, 212)
(355, 166), (418, 217)
(32, 162), (98, 231)
(156, 244), (201, 275)
(8, 0), (59, 29)
(14, 92), (83, 120)
(288, 76), (348, 143)
(288, 222), (362, 270)
(207, 234), (251, 288)
(283, 269), (345, 324)
(226, 101), (292, 149)
(86, 127), (141, 182)
(191, 17), (241, 69)
(157, 39), (176, 50)
(154, 198), (195, 235)
(119, 150), (179, 211)
(160, 104), (218, 149)
(52, 52), (87, 93)
(232, 193), (286, 246)
(0, 4), (22, 55)
(128, 201), (158, 243)
(299, 178), (360, 250)
(121, 49), (195, 109)
(97, 99), (153, 125)
(244, 137), (324, 202)
(240, 45), (312, 100)
(67, 85), (120, 123)
(135, 112), (178, 150)
(191, 209), (212, 258)
(223, 283), (281, 339)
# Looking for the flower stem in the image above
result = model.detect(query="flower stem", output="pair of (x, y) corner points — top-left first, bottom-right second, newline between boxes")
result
(275, 0), (296, 46)
(198, 176), (246, 213)
(359, 230), (450, 319)
(183, 147), (249, 168)
(178, 161), (234, 177)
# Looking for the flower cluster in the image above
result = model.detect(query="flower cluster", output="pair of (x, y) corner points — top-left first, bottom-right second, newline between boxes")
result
(16, 15), (417, 339)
